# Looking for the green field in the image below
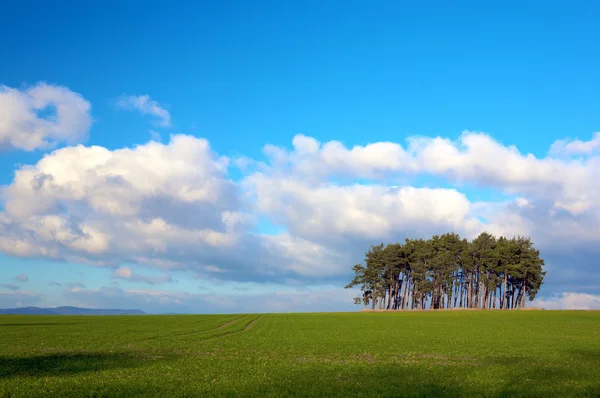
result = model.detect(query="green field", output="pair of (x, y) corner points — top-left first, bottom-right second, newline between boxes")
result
(1, 311), (599, 397)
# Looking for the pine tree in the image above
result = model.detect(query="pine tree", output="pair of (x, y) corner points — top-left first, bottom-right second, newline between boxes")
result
(346, 232), (545, 310)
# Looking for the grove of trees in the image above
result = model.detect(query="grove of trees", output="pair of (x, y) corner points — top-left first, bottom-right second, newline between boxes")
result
(345, 232), (545, 311)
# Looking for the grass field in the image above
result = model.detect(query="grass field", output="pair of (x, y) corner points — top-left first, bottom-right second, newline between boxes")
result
(1, 311), (599, 397)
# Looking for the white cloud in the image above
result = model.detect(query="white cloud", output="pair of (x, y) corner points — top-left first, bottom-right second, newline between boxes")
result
(1, 88), (600, 306)
(534, 293), (600, 310)
(112, 266), (173, 285)
(240, 132), (600, 295)
(116, 94), (171, 127)
(549, 132), (600, 156)
(261, 134), (412, 181)
(246, 174), (483, 248)
(0, 136), (237, 257)
(261, 132), (599, 217)
(0, 135), (333, 283)
(0, 82), (92, 151)
(246, 133), (600, 282)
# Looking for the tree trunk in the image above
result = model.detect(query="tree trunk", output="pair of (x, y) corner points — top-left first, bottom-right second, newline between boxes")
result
(371, 288), (376, 310)
(398, 277), (404, 310)
(402, 276), (408, 310)
(510, 289), (514, 309)
(522, 276), (527, 309)
(479, 280), (484, 309)
(467, 273), (472, 309)
(453, 284), (458, 308)
(432, 276), (438, 309)
(444, 285), (448, 309)
(482, 283), (487, 309)
(393, 278), (400, 310)
(459, 277), (464, 308)
(516, 287), (523, 309)
(476, 283), (480, 309)
(385, 279), (396, 310)
(502, 267), (508, 309)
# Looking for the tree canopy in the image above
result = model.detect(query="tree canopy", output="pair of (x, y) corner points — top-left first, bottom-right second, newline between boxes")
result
(345, 232), (545, 310)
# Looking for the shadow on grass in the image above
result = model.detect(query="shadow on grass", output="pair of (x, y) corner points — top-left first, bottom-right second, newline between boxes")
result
(0, 323), (77, 327)
(0, 352), (174, 379)
(233, 355), (600, 398)
(569, 349), (600, 364)
(217, 366), (485, 397)
(482, 353), (600, 398)
(2, 352), (599, 397)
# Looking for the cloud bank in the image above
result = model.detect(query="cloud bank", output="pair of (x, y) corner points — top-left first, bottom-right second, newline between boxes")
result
(1, 84), (600, 311)
(534, 293), (600, 310)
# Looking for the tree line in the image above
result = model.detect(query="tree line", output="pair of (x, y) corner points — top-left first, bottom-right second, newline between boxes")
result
(345, 232), (545, 310)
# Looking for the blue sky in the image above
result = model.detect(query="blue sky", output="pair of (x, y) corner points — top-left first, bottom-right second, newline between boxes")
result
(1, 1), (600, 312)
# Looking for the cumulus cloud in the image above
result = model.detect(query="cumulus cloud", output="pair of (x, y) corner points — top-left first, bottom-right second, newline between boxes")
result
(1, 113), (600, 308)
(261, 132), (599, 216)
(250, 133), (600, 255)
(0, 82), (92, 151)
(1, 284), (20, 291)
(14, 274), (29, 282)
(0, 135), (234, 257)
(247, 175), (483, 246)
(116, 95), (171, 127)
(0, 135), (333, 284)
(534, 293), (600, 310)
(240, 132), (600, 296)
(111, 266), (173, 285)
(549, 132), (600, 156)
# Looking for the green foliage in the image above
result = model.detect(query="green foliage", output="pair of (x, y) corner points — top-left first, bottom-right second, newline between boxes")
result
(1, 311), (599, 397)
(346, 232), (546, 310)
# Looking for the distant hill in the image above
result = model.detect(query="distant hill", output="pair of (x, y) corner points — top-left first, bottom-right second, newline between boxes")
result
(0, 306), (146, 315)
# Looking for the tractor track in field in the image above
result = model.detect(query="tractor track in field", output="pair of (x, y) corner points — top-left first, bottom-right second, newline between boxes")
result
(217, 315), (249, 329)
(163, 315), (249, 338)
(200, 315), (265, 342)
(244, 315), (264, 331)
(135, 315), (264, 345)
(133, 315), (249, 344)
